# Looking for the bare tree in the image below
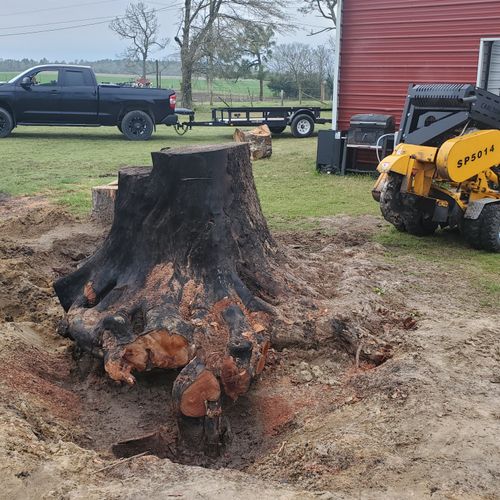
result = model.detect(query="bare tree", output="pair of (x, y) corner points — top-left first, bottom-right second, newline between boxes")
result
(270, 43), (314, 103)
(313, 43), (333, 83)
(299, 0), (337, 34)
(175, 0), (287, 107)
(110, 2), (167, 79)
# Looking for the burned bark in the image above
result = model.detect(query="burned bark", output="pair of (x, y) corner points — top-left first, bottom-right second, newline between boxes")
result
(55, 143), (280, 453)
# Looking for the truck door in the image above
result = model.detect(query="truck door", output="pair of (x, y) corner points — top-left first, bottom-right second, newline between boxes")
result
(58, 68), (98, 124)
(15, 69), (64, 123)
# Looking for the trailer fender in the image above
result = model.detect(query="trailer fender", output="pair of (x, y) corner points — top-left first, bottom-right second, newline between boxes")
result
(289, 108), (316, 123)
(464, 198), (500, 220)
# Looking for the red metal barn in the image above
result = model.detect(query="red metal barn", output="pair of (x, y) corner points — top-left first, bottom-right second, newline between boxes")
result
(332, 0), (500, 131)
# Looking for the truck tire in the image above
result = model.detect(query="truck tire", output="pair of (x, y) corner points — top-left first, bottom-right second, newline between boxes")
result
(121, 110), (154, 141)
(461, 217), (483, 249)
(0, 107), (14, 138)
(291, 114), (314, 138)
(479, 203), (500, 252)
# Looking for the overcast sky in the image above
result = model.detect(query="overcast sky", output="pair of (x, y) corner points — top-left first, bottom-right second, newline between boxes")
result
(1, 0), (333, 61)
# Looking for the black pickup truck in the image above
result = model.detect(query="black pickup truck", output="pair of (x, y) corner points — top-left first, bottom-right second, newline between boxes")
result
(0, 64), (178, 140)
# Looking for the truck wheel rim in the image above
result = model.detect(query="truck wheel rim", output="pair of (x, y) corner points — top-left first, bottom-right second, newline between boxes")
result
(0, 116), (6, 132)
(128, 116), (148, 136)
(297, 119), (311, 135)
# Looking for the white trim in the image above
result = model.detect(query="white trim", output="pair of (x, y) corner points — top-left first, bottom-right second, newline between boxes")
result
(331, 0), (343, 130)
(476, 39), (487, 86)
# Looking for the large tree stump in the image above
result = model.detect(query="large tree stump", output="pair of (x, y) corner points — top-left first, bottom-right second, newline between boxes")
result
(233, 125), (272, 160)
(54, 143), (281, 455)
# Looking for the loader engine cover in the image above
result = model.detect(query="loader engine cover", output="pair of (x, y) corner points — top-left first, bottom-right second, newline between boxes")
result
(436, 129), (500, 182)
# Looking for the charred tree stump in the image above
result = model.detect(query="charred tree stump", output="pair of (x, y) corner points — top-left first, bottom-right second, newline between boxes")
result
(54, 143), (280, 455)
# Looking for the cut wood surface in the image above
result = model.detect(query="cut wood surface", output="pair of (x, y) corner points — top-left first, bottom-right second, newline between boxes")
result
(233, 125), (272, 160)
(55, 143), (281, 454)
(91, 181), (118, 224)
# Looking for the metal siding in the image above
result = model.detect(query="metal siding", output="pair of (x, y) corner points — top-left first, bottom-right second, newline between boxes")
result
(338, 0), (500, 130)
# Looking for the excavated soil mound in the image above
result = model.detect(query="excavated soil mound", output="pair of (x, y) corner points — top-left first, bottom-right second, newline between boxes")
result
(0, 197), (498, 499)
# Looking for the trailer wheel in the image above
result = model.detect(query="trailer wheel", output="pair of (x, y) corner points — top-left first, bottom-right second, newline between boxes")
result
(121, 110), (154, 141)
(0, 107), (14, 138)
(479, 203), (500, 252)
(269, 126), (286, 134)
(461, 217), (483, 249)
(291, 114), (314, 138)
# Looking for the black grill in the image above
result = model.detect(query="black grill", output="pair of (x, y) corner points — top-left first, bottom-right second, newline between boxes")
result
(347, 114), (395, 146)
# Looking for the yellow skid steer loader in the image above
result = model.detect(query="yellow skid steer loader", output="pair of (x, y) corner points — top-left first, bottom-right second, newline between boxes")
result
(373, 84), (500, 252)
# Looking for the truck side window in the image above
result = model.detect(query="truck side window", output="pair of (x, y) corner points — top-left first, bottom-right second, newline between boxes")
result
(64, 70), (90, 86)
(31, 70), (59, 86)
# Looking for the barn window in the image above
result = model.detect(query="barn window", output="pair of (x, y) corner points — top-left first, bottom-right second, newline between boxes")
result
(477, 38), (500, 95)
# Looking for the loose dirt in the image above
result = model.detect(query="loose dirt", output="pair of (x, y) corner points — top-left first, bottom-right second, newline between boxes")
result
(0, 197), (498, 499)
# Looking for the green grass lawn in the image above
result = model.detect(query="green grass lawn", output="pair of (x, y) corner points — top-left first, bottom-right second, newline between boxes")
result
(0, 116), (498, 304)
(0, 116), (371, 224)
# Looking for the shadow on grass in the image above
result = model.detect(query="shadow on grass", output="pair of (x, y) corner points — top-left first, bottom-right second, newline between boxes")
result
(376, 225), (500, 264)
(7, 130), (322, 142)
(378, 226), (470, 251)
(7, 130), (136, 142)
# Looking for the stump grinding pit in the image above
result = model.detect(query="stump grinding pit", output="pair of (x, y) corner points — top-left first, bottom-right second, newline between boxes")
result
(53, 143), (392, 458)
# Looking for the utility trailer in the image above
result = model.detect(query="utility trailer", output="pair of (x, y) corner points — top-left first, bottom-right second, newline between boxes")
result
(175, 106), (331, 138)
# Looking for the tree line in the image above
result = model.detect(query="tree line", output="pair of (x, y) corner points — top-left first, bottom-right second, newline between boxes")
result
(0, 58), (181, 76)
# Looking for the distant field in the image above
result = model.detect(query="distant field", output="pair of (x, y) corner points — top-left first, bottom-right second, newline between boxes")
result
(0, 71), (275, 99)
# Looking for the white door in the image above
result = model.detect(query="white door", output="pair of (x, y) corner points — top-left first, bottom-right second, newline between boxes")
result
(487, 41), (500, 95)
(478, 39), (500, 95)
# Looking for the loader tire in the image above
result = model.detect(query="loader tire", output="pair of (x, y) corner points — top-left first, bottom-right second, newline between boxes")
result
(479, 203), (500, 252)
(403, 206), (439, 236)
(380, 173), (406, 232)
(461, 217), (483, 249)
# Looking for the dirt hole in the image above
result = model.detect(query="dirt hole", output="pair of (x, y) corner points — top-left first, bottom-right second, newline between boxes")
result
(69, 352), (274, 470)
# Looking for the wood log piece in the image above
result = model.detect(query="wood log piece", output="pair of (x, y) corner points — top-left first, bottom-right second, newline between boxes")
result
(54, 143), (281, 454)
(233, 124), (272, 160)
(91, 180), (118, 224)
(330, 318), (393, 365)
